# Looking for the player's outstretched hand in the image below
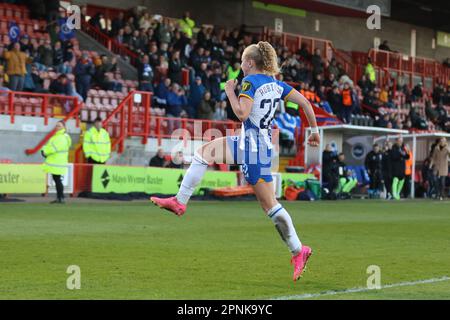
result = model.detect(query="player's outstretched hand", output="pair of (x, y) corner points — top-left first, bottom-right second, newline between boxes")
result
(224, 79), (238, 95)
(308, 133), (320, 147)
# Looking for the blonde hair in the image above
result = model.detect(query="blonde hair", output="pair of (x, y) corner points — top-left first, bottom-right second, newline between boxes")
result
(242, 41), (280, 76)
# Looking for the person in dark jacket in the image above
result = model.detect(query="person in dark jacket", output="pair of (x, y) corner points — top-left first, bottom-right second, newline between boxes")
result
(168, 51), (184, 85)
(89, 13), (105, 33)
(137, 55), (154, 92)
(382, 141), (393, 199)
(149, 149), (166, 167)
(111, 12), (125, 37)
(49, 74), (71, 96)
(197, 91), (215, 120)
(327, 85), (342, 116)
(322, 144), (339, 198)
(74, 54), (95, 101)
(389, 137), (410, 200)
(188, 76), (205, 118)
(365, 143), (383, 198)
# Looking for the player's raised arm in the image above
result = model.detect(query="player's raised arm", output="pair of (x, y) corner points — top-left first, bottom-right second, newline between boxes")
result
(224, 79), (252, 122)
(286, 89), (320, 147)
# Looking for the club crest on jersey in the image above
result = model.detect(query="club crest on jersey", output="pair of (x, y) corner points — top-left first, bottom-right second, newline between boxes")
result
(242, 81), (251, 92)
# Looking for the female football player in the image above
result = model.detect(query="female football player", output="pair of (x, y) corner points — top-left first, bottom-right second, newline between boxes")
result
(151, 41), (320, 281)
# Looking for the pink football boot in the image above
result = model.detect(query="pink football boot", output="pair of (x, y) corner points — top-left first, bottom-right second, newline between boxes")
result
(150, 196), (186, 216)
(291, 245), (313, 282)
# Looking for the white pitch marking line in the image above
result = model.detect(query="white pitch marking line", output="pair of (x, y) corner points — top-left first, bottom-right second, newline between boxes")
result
(271, 276), (450, 300)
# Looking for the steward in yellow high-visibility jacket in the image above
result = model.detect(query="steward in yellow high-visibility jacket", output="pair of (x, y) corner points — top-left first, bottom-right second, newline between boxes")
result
(83, 117), (111, 164)
(178, 12), (195, 38)
(41, 121), (72, 204)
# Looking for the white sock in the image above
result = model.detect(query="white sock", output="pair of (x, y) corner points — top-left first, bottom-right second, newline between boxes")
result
(268, 204), (302, 256)
(176, 152), (208, 205)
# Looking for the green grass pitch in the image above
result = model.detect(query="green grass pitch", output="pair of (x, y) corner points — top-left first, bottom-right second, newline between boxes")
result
(0, 200), (449, 299)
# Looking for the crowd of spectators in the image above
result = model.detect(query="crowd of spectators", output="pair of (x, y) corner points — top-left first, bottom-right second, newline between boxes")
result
(0, 1), (124, 108)
(1, 2), (449, 135)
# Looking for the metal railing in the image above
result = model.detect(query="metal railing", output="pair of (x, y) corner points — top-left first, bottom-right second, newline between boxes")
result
(0, 90), (80, 127)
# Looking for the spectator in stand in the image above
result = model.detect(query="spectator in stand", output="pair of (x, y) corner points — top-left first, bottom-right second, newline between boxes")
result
(49, 74), (70, 95)
(49, 74), (82, 103)
(340, 82), (353, 123)
(155, 77), (171, 107)
(111, 12), (125, 37)
(115, 28), (125, 45)
(155, 17), (172, 45)
(297, 42), (310, 61)
(37, 39), (54, 69)
(311, 48), (324, 77)
(375, 113), (390, 128)
(95, 55), (121, 92)
(435, 102), (449, 131)
(323, 73), (338, 88)
(3, 42), (29, 91)
(129, 29), (144, 54)
(139, 12), (153, 31)
(378, 40), (392, 51)
(365, 57), (376, 84)
(197, 91), (215, 120)
(412, 82), (423, 101)
(166, 151), (185, 169)
(317, 85), (333, 114)
(425, 99), (439, 123)
(178, 11), (195, 39)
(188, 76), (206, 118)
(312, 73), (323, 90)
(379, 85), (389, 104)
(432, 83), (445, 105)
(19, 35), (32, 55)
(209, 66), (222, 102)
(327, 58), (339, 79)
(327, 85), (342, 116)
(149, 148), (166, 167)
(89, 13), (105, 33)
(53, 41), (65, 72)
(168, 50), (184, 84)
(213, 100), (227, 121)
(137, 54), (154, 92)
(166, 83), (187, 122)
(357, 74), (374, 96)
(74, 53), (95, 101)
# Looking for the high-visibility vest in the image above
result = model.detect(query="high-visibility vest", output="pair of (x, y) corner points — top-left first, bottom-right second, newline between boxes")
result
(83, 127), (111, 163)
(42, 128), (72, 175)
(405, 150), (413, 175)
(178, 17), (195, 38)
(365, 63), (376, 82)
(342, 89), (352, 106)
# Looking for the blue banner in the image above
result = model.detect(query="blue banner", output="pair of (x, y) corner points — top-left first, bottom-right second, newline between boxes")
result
(58, 17), (75, 41)
(8, 22), (20, 43)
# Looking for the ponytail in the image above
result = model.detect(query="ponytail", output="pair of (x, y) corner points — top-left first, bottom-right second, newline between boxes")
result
(243, 41), (280, 76)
